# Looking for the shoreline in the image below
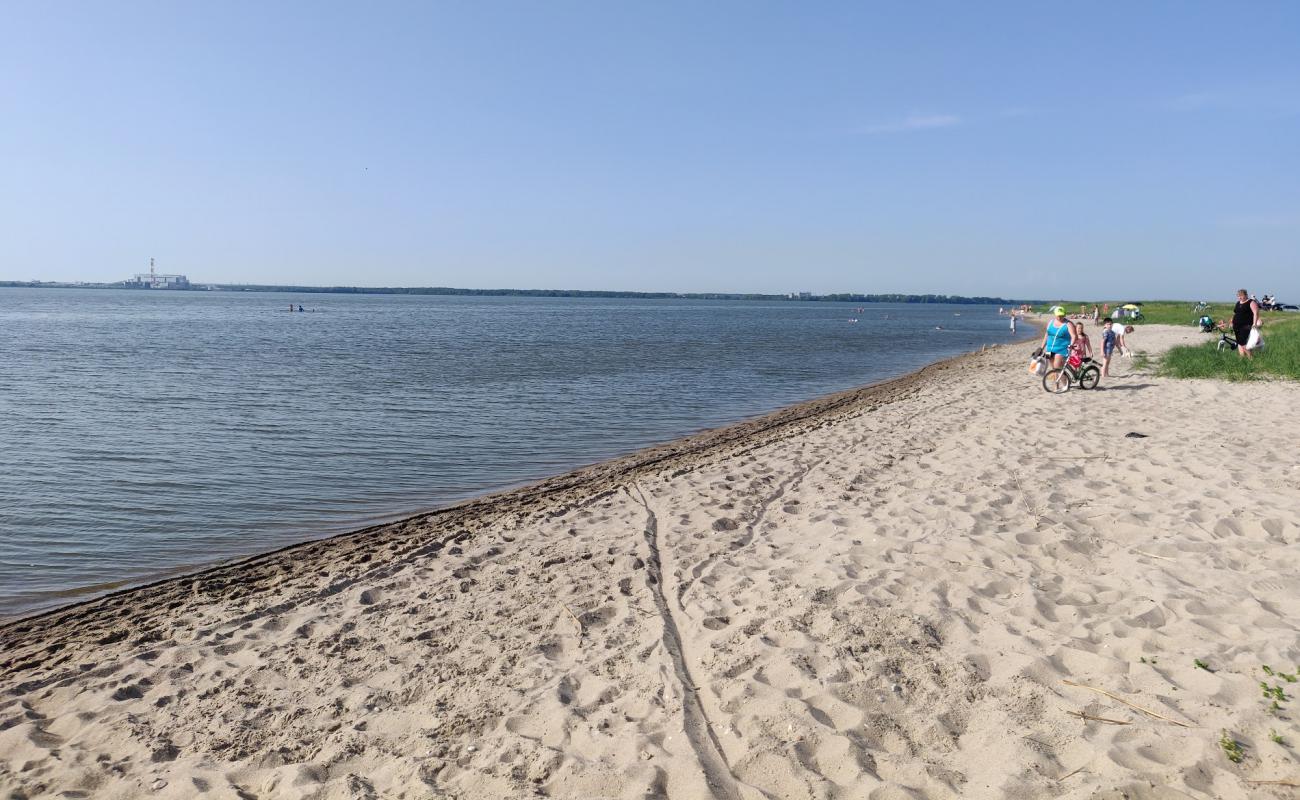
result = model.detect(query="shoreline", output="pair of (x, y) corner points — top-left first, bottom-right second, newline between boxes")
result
(1, 337), (1014, 631)
(2, 300), (1038, 623)
(7, 322), (1295, 800)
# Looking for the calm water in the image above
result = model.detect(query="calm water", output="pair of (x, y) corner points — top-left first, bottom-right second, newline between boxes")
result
(0, 288), (1030, 616)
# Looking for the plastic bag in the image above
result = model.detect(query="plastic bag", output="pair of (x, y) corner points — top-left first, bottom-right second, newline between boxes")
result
(1246, 328), (1263, 350)
(1029, 356), (1047, 376)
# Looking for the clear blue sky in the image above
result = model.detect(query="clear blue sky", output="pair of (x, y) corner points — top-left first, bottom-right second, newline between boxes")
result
(3, 1), (1297, 299)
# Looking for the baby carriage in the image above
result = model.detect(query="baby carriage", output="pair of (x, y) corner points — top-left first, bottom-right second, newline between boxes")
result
(1198, 315), (1215, 333)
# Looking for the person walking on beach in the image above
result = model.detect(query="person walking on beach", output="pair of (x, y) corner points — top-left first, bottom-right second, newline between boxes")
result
(1010, 313), (1017, 334)
(1041, 306), (1075, 369)
(1233, 288), (1261, 359)
(1074, 323), (1093, 360)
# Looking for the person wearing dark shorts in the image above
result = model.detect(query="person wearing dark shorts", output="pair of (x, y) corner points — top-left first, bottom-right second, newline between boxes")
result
(1101, 318), (1117, 377)
(1232, 288), (1260, 359)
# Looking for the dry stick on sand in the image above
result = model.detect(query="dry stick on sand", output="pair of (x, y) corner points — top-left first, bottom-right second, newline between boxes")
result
(1010, 469), (1042, 530)
(1246, 779), (1300, 787)
(1056, 763), (1089, 782)
(560, 602), (584, 636)
(1131, 549), (1176, 562)
(1061, 680), (1194, 728)
(944, 559), (1022, 581)
(1066, 709), (1131, 725)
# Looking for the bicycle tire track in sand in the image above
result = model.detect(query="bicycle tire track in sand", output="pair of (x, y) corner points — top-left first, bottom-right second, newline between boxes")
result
(626, 481), (746, 800)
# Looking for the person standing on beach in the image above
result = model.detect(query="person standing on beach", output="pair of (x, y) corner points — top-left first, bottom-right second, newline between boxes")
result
(1233, 288), (1261, 359)
(1074, 322), (1093, 360)
(1101, 318), (1117, 376)
(1041, 306), (1075, 369)
(1010, 313), (1017, 334)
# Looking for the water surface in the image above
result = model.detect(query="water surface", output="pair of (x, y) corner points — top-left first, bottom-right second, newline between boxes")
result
(0, 288), (1030, 616)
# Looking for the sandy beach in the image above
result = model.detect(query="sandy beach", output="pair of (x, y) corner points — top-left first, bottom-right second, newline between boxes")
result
(3, 323), (1298, 799)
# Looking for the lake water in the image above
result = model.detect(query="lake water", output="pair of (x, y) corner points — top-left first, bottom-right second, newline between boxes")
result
(0, 288), (1031, 617)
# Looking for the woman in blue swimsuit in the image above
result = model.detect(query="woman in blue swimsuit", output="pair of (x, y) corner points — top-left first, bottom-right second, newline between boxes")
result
(1041, 306), (1076, 370)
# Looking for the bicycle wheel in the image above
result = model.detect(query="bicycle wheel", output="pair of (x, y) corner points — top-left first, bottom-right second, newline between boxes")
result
(1217, 338), (1232, 352)
(1078, 365), (1101, 390)
(1043, 368), (1071, 393)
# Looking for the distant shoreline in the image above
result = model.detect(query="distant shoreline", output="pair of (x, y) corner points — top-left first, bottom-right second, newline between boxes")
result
(0, 281), (1025, 305)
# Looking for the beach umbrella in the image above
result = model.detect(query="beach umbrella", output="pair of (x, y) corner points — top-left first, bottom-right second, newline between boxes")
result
(1122, 304), (1141, 310)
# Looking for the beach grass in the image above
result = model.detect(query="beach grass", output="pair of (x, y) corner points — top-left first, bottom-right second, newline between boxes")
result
(1034, 300), (1291, 327)
(1158, 314), (1300, 381)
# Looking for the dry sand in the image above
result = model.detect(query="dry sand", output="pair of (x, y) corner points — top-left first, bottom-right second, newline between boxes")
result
(3, 324), (1299, 799)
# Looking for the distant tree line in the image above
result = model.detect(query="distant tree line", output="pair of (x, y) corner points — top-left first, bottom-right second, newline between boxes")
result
(816, 293), (1019, 305)
(212, 284), (777, 300)
(1, 280), (1024, 305)
(211, 286), (1022, 304)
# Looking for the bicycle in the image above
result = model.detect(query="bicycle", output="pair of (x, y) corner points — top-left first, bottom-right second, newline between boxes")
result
(1216, 331), (1239, 352)
(1043, 355), (1101, 393)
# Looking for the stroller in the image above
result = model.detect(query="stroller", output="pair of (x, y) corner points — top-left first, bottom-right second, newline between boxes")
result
(1198, 315), (1215, 333)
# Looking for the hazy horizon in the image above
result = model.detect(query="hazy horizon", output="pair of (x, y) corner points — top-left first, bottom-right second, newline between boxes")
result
(3, 2), (1297, 300)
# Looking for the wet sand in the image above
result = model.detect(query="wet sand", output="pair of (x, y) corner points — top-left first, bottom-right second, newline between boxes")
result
(3, 324), (1299, 799)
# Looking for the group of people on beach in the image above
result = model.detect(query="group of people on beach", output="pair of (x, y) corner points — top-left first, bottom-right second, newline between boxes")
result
(1040, 306), (1133, 380)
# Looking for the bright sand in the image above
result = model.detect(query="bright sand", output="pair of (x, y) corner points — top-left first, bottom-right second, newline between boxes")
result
(3, 324), (1298, 799)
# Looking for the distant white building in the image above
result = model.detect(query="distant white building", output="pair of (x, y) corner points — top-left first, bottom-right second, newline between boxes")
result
(126, 272), (190, 289)
(125, 258), (190, 289)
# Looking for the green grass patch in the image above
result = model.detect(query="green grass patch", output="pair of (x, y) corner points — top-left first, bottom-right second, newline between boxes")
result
(1159, 315), (1300, 381)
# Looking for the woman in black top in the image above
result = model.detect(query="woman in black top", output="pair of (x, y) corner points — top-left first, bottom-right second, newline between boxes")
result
(1232, 288), (1261, 358)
